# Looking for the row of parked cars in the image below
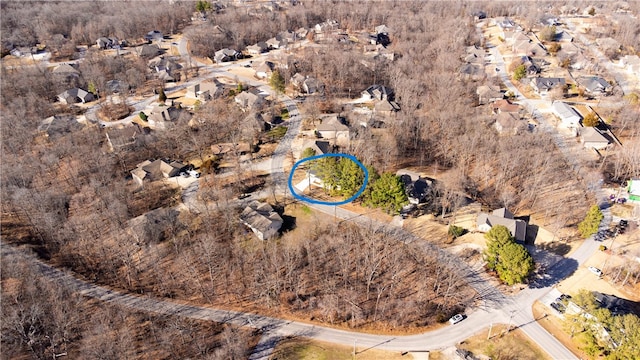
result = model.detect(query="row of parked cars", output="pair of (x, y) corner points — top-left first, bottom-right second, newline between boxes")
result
(550, 294), (572, 314)
(594, 219), (628, 242)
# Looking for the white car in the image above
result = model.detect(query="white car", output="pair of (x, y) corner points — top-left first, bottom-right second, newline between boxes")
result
(449, 314), (464, 324)
(588, 266), (603, 277)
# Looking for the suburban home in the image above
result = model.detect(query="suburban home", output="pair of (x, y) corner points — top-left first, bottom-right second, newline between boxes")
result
(138, 44), (161, 58)
(520, 56), (541, 75)
(186, 80), (224, 102)
(580, 127), (611, 150)
(57, 88), (95, 104)
(96, 37), (120, 49)
(530, 77), (565, 94)
(396, 170), (434, 205)
(555, 29), (573, 42)
(234, 90), (265, 111)
(302, 76), (324, 95)
(476, 84), (503, 105)
(361, 84), (393, 101)
(577, 76), (612, 95)
(512, 35), (547, 57)
(374, 99), (401, 113)
(619, 55), (640, 74)
(38, 114), (84, 138)
(240, 201), (283, 240)
(301, 140), (331, 156)
(459, 63), (485, 81)
(147, 104), (191, 130)
(316, 115), (350, 147)
(295, 27), (309, 39)
(144, 30), (163, 43)
(153, 57), (182, 74)
(492, 99), (520, 114)
(211, 142), (252, 157)
(246, 42), (268, 55)
(290, 73), (306, 89)
(494, 112), (526, 135)
(253, 60), (275, 79)
(214, 48), (240, 63)
(106, 79), (129, 94)
(52, 63), (80, 77)
(552, 101), (581, 128)
(496, 17), (517, 40)
(627, 179), (640, 202)
(266, 37), (287, 50)
(375, 24), (391, 36)
(131, 159), (185, 186)
(314, 19), (339, 34)
(464, 45), (485, 64)
(105, 124), (146, 152)
(477, 207), (527, 242)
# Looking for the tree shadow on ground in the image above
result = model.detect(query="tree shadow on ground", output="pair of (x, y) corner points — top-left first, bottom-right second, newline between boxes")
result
(538, 241), (572, 256)
(529, 258), (578, 289)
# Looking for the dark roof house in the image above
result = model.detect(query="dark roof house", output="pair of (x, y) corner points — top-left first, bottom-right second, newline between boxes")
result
(240, 201), (283, 240)
(477, 207), (527, 242)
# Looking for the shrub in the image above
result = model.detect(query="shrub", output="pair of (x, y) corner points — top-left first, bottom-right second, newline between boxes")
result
(513, 64), (527, 81)
(448, 225), (466, 239)
(582, 112), (599, 127)
(139, 112), (148, 121)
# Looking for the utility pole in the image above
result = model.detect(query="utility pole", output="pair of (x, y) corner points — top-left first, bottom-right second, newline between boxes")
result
(487, 323), (493, 340)
(353, 339), (357, 359)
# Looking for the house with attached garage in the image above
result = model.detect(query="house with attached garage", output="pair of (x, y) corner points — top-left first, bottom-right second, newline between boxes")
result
(531, 77), (565, 95)
(579, 127), (611, 150)
(477, 207), (527, 242)
(38, 114), (84, 138)
(57, 88), (95, 104)
(494, 112), (526, 135)
(240, 201), (283, 240)
(396, 170), (434, 205)
(104, 124), (147, 152)
(577, 76), (612, 95)
(130, 159), (185, 186)
(477, 84), (503, 105)
(316, 115), (350, 147)
(552, 101), (581, 128)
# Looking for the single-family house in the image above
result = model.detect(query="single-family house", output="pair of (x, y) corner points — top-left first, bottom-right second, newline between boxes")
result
(361, 84), (393, 101)
(253, 60), (275, 79)
(495, 112), (525, 135)
(577, 76), (612, 95)
(301, 140), (331, 156)
(555, 29), (573, 42)
(375, 24), (391, 36)
(290, 73), (306, 89)
(186, 80), (224, 102)
(396, 170), (433, 205)
(530, 77), (565, 94)
(240, 201), (283, 240)
(314, 19), (339, 34)
(138, 44), (161, 58)
(266, 37), (287, 50)
(477, 85), (503, 105)
(580, 127), (611, 150)
(477, 207), (527, 242)
(235, 91), (265, 111)
(316, 115), (349, 147)
(492, 99), (520, 114)
(106, 79), (129, 94)
(459, 63), (485, 81)
(497, 17), (516, 39)
(246, 42), (268, 55)
(374, 99), (401, 113)
(211, 142), (252, 157)
(96, 37), (120, 49)
(105, 124), (145, 152)
(619, 55), (640, 74)
(627, 179), (640, 202)
(38, 114), (84, 138)
(214, 48), (240, 63)
(512, 38), (547, 57)
(464, 45), (486, 64)
(52, 63), (80, 77)
(144, 30), (163, 43)
(131, 159), (185, 186)
(552, 101), (581, 128)
(57, 88), (95, 104)
(148, 104), (191, 130)
(295, 27), (309, 39)
(302, 76), (323, 95)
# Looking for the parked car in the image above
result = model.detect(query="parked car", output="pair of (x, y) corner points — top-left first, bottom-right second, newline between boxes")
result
(550, 302), (565, 313)
(588, 266), (603, 277)
(449, 314), (464, 324)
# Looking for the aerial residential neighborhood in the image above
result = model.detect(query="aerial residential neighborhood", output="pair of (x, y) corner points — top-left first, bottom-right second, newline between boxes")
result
(1, 1), (639, 359)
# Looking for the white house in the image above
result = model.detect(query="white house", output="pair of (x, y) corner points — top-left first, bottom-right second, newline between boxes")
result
(580, 127), (611, 150)
(552, 101), (581, 128)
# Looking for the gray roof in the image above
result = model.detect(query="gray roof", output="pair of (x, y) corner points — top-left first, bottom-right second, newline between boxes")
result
(580, 127), (610, 144)
(240, 201), (283, 239)
(531, 77), (565, 91)
(552, 102), (581, 121)
(577, 77), (611, 93)
(477, 208), (527, 241)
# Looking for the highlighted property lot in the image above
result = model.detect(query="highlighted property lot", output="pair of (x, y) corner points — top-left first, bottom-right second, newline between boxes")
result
(288, 153), (369, 206)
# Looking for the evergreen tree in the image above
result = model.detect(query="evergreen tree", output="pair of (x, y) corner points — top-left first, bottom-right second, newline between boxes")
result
(269, 70), (285, 94)
(483, 225), (534, 285)
(578, 205), (603, 238)
(363, 173), (408, 214)
(336, 157), (365, 197)
(158, 87), (167, 103)
(301, 147), (316, 159)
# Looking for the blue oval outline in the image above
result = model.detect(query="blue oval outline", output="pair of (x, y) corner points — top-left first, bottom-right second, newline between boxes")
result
(288, 153), (369, 205)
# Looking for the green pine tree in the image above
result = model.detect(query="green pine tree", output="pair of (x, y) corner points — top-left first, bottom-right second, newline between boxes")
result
(483, 225), (534, 285)
(363, 172), (408, 214)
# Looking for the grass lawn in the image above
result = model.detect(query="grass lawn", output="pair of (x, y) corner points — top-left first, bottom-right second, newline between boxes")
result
(271, 338), (410, 360)
(452, 324), (551, 360)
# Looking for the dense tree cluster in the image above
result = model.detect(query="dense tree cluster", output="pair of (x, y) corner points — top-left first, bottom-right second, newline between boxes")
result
(484, 225), (534, 285)
(565, 290), (640, 359)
